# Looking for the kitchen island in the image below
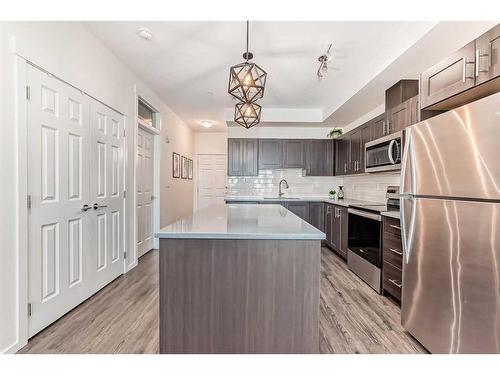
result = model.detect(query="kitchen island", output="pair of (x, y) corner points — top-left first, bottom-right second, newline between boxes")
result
(155, 203), (325, 354)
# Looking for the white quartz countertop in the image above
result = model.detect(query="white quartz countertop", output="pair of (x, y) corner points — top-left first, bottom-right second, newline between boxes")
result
(155, 204), (326, 240)
(224, 195), (380, 208)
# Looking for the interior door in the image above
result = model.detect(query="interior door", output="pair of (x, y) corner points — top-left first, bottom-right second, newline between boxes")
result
(27, 65), (125, 337)
(197, 155), (227, 210)
(27, 65), (92, 336)
(88, 100), (125, 292)
(136, 127), (154, 257)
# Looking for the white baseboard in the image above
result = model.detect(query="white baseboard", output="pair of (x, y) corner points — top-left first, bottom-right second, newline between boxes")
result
(2, 342), (19, 354)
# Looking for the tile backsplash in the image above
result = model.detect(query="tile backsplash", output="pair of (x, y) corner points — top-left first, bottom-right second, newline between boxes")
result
(227, 169), (400, 203)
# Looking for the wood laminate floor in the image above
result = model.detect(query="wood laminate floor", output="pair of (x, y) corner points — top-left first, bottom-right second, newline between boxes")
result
(19, 247), (426, 354)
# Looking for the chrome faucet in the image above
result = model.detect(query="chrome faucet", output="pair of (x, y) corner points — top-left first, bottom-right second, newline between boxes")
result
(278, 179), (289, 197)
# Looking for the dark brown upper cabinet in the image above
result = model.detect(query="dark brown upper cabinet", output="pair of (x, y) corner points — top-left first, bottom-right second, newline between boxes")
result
(228, 138), (243, 176)
(476, 24), (500, 86)
(420, 23), (500, 112)
(281, 139), (304, 168)
(386, 95), (419, 134)
(258, 139), (283, 170)
(385, 80), (419, 109)
(420, 40), (476, 109)
(304, 140), (334, 176)
(335, 136), (350, 176)
(242, 139), (259, 176)
(349, 129), (362, 174)
(227, 138), (258, 176)
(359, 123), (371, 172)
(371, 113), (386, 140)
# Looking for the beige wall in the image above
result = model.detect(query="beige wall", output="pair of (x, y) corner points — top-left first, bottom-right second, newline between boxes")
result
(194, 132), (227, 154)
(0, 21), (193, 353)
(160, 109), (194, 227)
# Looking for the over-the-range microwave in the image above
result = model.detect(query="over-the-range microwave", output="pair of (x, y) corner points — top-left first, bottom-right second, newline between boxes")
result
(364, 131), (402, 173)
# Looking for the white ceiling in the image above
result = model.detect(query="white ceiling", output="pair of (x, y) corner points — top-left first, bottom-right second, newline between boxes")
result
(84, 21), (480, 132)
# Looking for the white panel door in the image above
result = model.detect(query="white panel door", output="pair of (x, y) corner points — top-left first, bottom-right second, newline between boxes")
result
(136, 128), (154, 257)
(27, 66), (92, 336)
(197, 155), (227, 210)
(27, 65), (125, 337)
(87, 99), (125, 292)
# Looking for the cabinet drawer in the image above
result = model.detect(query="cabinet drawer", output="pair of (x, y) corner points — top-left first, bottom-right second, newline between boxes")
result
(384, 217), (401, 237)
(383, 261), (402, 301)
(383, 234), (403, 269)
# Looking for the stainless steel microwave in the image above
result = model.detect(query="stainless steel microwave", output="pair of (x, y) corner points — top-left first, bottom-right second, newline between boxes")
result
(365, 131), (402, 173)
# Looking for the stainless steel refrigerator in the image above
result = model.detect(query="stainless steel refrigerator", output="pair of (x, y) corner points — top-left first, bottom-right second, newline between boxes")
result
(400, 92), (500, 354)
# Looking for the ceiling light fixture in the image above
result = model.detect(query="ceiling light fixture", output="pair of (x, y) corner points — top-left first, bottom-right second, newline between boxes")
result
(228, 21), (267, 103)
(200, 120), (213, 128)
(234, 101), (262, 129)
(317, 44), (333, 81)
(137, 27), (153, 41)
(228, 21), (267, 129)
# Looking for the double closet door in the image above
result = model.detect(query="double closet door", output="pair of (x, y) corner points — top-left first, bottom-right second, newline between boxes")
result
(27, 64), (126, 337)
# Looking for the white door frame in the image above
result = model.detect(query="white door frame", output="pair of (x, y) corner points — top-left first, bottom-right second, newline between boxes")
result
(133, 92), (161, 256)
(15, 56), (130, 351)
(136, 122), (160, 256)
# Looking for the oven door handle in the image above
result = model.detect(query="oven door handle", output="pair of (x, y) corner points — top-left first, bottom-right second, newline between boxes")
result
(347, 208), (381, 221)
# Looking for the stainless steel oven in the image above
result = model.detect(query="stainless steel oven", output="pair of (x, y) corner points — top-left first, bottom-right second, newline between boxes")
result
(347, 208), (382, 293)
(365, 131), (402, 173)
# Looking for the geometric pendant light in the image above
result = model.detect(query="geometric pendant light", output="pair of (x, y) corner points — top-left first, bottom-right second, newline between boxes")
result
(228, 21), (267, 129)
(228, 61), (267, 103)
(234, 100), (262, 129)
(228, 21), (267, 103)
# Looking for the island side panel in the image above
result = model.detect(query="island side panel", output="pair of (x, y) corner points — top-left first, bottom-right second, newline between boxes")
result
(159, 238), (320, 354)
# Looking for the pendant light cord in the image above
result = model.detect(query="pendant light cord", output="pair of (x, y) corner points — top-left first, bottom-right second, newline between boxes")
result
(246, 20), (249, 61)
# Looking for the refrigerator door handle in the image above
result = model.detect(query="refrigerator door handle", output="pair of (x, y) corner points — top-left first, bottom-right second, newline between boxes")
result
(400, 127), (413, 195)
(401, 195), (417, 264)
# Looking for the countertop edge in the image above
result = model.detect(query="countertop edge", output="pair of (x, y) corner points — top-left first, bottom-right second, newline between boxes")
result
(223, 197), (362, 207)
(155, 233), (326, 240)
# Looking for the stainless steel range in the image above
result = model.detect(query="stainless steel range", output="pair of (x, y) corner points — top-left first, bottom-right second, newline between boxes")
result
(347, 187), (400, 293)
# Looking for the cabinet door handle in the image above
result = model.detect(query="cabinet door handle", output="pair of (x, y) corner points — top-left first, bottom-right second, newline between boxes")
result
(388, 279), (402, 289)
(476, 48), (490, 76)
(390, 224), (401, 230)
(388, 248), (403, 256)
(462, 57), (475, 82)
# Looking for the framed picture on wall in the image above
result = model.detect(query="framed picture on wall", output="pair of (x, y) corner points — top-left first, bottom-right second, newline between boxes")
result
(188, 159), (193, 180)
(181, 156), (188, 179)
(172, 152), (180, 178)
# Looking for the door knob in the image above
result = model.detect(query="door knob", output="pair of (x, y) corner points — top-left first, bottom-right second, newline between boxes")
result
(82, 204), (91, 212)
(93, 203), (108, 210)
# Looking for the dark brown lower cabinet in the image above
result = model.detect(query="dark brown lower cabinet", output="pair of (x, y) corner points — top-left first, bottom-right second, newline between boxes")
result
(382, 216), (403, 302)
(287, 201), (309, 222)
(308, 202), (324, 232)
(324, 203), (348, 259)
